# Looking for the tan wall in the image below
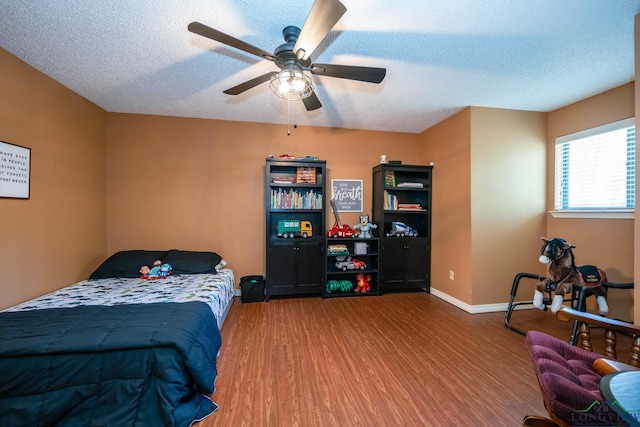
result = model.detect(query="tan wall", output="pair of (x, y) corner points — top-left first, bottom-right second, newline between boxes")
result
(547, 82), (635, 321)
(419, 108), (473, 303)
(0, 48), (107, 310)
(470, 107), (547, 305)
(106, 113), (420, 284)
(420, 107), (547, 306)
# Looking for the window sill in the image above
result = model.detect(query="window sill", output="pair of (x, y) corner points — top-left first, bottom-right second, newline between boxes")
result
(549, 209), (634, 219)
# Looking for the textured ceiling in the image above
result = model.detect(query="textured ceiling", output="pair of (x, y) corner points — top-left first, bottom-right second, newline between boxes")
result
(1, 1), (639, 133)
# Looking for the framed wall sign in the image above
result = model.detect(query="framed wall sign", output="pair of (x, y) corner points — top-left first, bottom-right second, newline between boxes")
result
(331, 179), (363, 212)
(0, 141), (31, 199)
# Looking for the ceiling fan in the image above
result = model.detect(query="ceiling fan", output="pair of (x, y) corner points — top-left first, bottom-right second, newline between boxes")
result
(188, 0), (386, 111)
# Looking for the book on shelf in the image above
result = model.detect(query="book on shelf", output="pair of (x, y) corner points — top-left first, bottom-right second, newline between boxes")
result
(384, 170), (396, 187)
(398, 203), (424, 211)
(383, 190), (398, 210)
(383, 193), (425, 211)
(272, 176), (296, 184)
(271, 188), (323, 209)
(396, 182), (423, 188)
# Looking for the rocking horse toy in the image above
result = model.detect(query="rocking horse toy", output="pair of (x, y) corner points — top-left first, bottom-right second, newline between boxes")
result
(532, 237), (608, 315)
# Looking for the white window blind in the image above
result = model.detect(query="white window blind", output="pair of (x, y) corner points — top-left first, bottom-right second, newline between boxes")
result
(554, 117), (635, 211)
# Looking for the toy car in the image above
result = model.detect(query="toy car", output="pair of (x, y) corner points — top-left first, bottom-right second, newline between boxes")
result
(328, 222), (358, 238)
(386, 221), (418, 237)
(335, 257), (366, 271)
(351, 259), (367, 270)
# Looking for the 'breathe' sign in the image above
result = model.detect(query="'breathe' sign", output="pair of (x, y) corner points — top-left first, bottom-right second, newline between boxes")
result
(331, 179), (363, 212)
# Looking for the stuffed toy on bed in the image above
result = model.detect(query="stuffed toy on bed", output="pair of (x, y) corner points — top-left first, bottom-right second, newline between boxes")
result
(140, 260), (172, 280)
(158, 263), (172, 279)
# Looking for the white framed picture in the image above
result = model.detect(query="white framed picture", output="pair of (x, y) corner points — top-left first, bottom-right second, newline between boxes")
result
(331, 179), (363, 212)
(0, 141), (31, 199)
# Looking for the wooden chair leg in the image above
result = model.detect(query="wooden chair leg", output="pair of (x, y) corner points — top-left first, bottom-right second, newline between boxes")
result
(631, 335), (640, 368)
(603, 328), (617, 359)
(577, 321), (593, 352)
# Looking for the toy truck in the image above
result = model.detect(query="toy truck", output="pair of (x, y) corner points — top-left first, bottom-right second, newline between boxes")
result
(327, 200), (358, 238)
(386, 221), (418, 237)
(335, 257), (367, 271)
(277, 219), (313, 238)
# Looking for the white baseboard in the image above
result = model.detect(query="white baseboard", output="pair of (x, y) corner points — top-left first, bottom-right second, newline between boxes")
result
(430, 287), (535, 314)
(234, 286), (535, 314)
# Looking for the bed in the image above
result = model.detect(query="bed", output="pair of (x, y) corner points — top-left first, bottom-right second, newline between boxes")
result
(0, 249), (235, 426)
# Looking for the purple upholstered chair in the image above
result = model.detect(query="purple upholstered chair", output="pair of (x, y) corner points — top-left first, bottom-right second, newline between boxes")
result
(524, 330), (602, 426)
(523, 307), (640, 427)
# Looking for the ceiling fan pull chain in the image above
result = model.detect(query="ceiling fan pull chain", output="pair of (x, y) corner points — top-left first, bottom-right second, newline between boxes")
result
(287, 99), (291, 136)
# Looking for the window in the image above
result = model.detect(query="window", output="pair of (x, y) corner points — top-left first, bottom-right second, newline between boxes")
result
(554, 117), (635, 216)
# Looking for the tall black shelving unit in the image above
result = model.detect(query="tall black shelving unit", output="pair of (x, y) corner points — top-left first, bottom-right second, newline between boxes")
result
(372, 164), (433, 292)
(265, 158), (326, 301)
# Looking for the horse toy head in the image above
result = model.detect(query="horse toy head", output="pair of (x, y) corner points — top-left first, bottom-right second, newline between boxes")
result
(539, 237), (575, 265)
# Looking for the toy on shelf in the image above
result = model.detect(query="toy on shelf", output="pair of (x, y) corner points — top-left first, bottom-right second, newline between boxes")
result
(353, 214), (377, 238)
(386, 221), (418, 237)
(327, 199), (357, 238)
(277, 219), (313, 238)
(326, 279), (354, 293)
(327, 244), (349, 255)
(335, 256), (366, 271)
(355, 274), (371, 293)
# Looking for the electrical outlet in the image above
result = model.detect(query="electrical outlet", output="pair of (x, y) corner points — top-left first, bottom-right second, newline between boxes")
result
(449, 270), (454, 281)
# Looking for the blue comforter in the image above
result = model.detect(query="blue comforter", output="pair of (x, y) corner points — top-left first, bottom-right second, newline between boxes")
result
(0, 302), (221, 426)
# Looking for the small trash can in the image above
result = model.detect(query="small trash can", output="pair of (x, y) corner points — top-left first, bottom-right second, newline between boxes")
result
(240, 275), (265, 303)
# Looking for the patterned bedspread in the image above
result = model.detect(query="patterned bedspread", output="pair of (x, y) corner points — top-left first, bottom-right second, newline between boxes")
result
(7, 269), (235, 325)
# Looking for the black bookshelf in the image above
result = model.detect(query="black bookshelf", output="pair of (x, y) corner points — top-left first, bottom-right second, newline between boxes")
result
(372, 164), (432, 292)
(265, 158), (326, 301)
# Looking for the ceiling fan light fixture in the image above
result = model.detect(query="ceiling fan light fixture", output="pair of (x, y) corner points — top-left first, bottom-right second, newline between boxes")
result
(269, 65), (313, 101)
(189, 0), (385, 112)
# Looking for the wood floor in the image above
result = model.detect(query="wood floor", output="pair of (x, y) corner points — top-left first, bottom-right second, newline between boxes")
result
(198, 292), (625, 426)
